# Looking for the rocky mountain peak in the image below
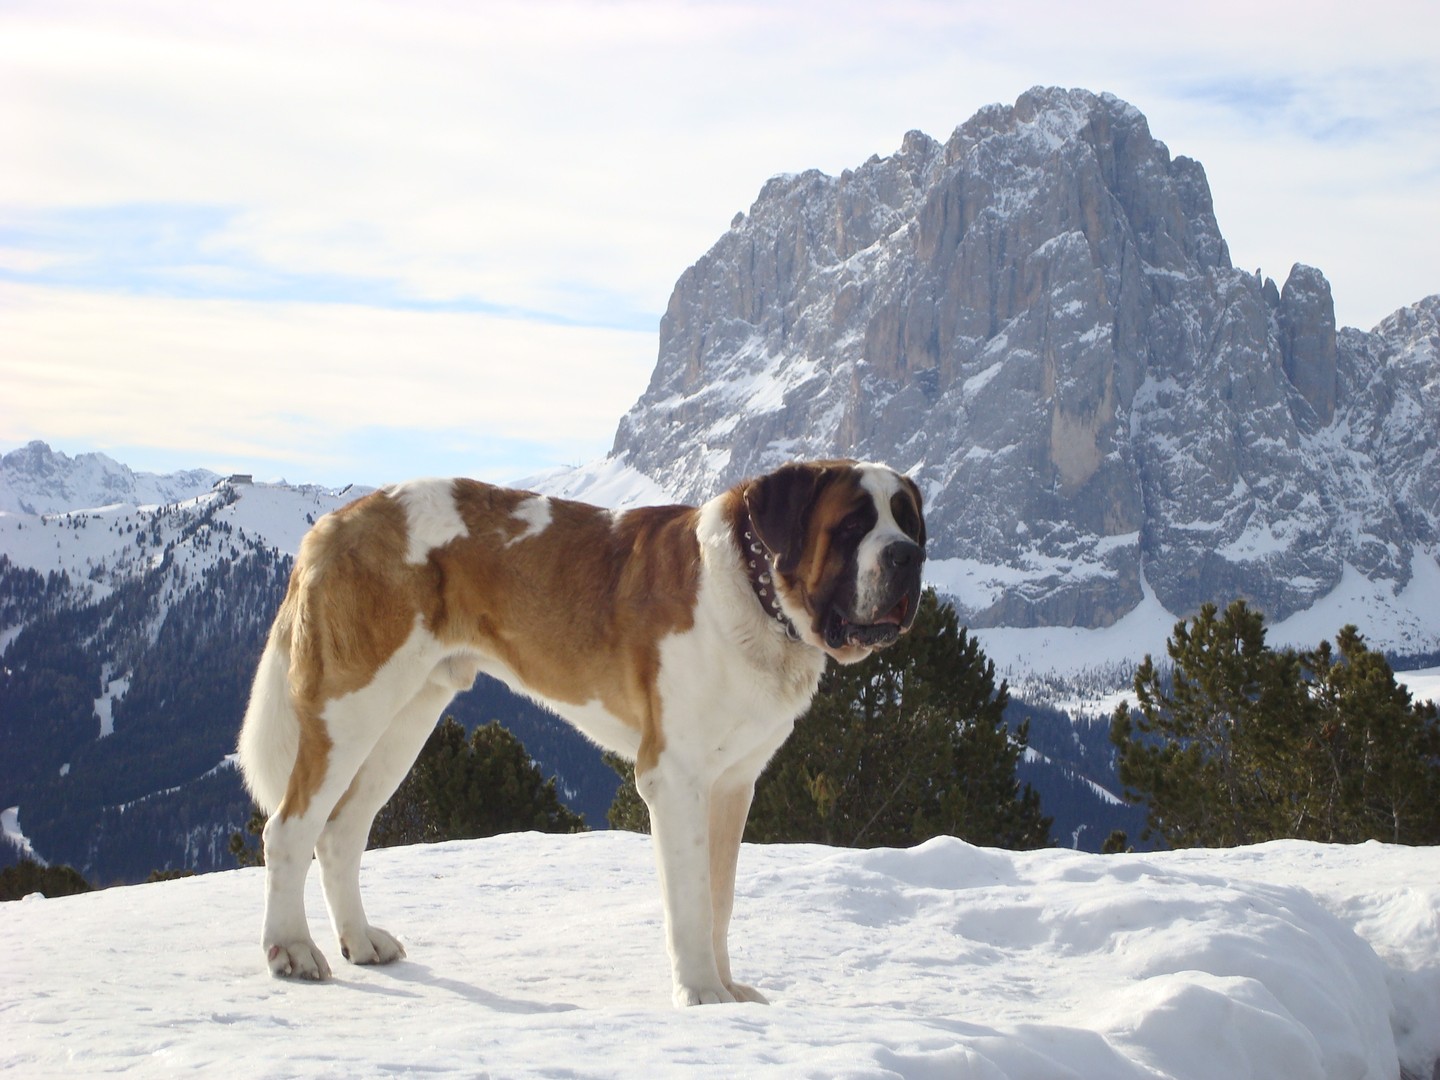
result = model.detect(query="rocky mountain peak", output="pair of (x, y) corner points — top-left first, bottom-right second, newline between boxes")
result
(611, 87), (1437, 631)
(1375, 293), (1440, 365)
(0, 440), (220, 516)
(1275, 264), (1340, 424)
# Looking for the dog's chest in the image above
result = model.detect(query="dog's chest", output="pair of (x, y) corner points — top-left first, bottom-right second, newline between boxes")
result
(652, 617), (826, 774)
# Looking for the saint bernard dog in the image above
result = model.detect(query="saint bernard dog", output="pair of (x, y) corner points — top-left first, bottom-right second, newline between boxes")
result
(237, 459), (925, 1006)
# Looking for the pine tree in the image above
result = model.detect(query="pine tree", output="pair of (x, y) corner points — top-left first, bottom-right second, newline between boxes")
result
(229, 807), (266, 866)
(369, 717), (586, 847)
(0, 859), (92, 901)
(604, 752), (647, 833)
(1296, 626), (1440, 844)
(1110, 600), (1306, 847)
(1111, 604), (1440, 848)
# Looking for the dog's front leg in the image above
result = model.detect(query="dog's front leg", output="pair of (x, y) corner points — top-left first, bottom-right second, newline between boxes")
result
(708, 778), (767, 1004)
(636, 756), (732, 1007)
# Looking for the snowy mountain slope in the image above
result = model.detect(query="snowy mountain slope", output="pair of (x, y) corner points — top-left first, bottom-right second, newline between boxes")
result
(521, 454), (674, 510)
(1, 453), (1126, 876)
(0, 476), (375, 880)
(1404, 669), (1440, 708)
(0, 470), (615, 879)
(0, 440), (221, 516)
(4, 831), (1437, 1079)
(0, 477), (365, 609)
(7, 441), (1435, 880)
(967, 556), (1440, 689)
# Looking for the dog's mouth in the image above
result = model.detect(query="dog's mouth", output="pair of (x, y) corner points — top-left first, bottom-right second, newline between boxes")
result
(822, 592), (914, 651)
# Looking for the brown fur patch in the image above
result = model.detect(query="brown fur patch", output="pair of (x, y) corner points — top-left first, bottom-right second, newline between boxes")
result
(276, 480), (705, 811)
(274, 491), (432, 819)
(438, 489), (702, 775)
(741, 462), (874, 639)
(427, 487), (700, 721)
(794, 475), (871, 624)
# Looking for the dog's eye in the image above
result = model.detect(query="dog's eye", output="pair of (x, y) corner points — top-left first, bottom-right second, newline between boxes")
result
(835, 511), (871, 539)
(890, 493), (921, 541)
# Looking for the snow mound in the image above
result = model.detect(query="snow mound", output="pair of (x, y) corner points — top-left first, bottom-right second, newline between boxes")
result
(5, 832), (1436, 1078)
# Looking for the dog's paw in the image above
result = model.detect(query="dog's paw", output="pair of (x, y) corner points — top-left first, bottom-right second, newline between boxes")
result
(339, 925), (406, 966)
(266, 940), (332, 981)
(726, 981), (769, 1004)
(673, 982), (734, 1007)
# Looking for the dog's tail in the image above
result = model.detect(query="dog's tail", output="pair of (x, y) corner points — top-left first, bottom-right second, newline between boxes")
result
(236, 591), (303, 816)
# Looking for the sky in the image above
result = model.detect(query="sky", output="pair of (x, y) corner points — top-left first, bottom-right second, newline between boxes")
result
(3, 0), (1438, 489)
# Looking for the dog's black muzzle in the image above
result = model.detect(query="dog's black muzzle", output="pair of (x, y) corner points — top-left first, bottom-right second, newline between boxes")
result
(822, 539), (925, 651)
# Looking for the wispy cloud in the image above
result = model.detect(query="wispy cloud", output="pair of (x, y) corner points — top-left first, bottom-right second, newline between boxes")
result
(3, 0), (1437, 484)
(0, 204), (658, 329)
(0, 284), (654, 485)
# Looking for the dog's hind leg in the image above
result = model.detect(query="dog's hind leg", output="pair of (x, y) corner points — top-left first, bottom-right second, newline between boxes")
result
(239, 637), (332, 979)
(261, 681), (425, 980)
(261, 732), (386, 979)
(315, 680), (453, 967)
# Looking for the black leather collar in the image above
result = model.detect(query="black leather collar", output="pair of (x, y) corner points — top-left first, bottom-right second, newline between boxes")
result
(734, 509), (802, 642)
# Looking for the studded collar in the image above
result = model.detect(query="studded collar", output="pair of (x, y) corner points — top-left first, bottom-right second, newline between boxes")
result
(735, 509), (802, 642)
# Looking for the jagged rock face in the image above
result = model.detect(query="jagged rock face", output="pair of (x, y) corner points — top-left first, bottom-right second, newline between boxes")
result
(1277, 265), (1339, 423)
(1336, 297), (1440, 564)
(611, 87), (1440, 629)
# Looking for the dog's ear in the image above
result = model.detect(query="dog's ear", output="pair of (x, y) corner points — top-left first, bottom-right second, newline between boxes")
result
(742, 463), (828, 575)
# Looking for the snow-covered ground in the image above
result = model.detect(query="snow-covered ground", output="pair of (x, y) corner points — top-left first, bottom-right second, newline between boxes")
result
(3, 831), (1437, 1079)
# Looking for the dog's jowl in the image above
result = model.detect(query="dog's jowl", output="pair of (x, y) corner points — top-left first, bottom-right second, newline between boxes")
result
(237, 459), (925, 1006)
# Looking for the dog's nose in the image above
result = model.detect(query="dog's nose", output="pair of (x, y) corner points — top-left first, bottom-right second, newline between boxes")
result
(883, 540), (922, 573)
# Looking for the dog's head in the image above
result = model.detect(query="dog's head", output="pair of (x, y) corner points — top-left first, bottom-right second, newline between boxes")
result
(740, 460), (926, 664)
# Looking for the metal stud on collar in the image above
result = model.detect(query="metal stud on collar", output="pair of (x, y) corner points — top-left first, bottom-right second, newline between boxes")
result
(740, 525), (800, 640)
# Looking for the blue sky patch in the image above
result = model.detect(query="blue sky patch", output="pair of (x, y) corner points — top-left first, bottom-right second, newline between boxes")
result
(0, 202), (658, 332)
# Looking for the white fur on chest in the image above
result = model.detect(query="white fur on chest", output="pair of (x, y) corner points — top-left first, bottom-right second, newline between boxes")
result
(654, 615), (823, 778)
(649, 500), (826, 777)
